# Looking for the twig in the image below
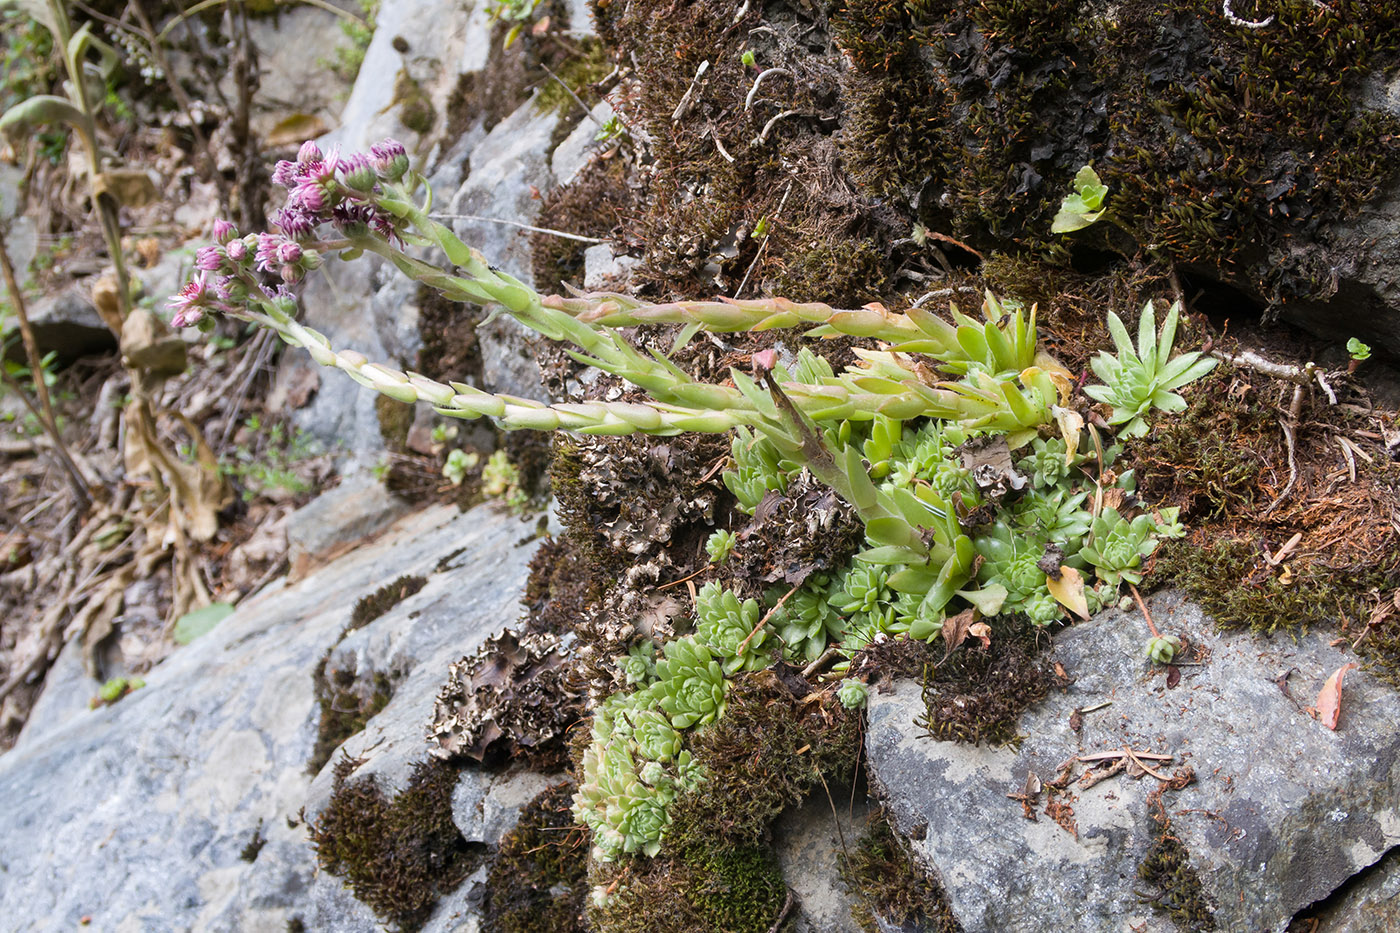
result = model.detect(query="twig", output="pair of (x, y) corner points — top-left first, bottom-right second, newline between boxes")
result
(735, 183), (792, 298)
(765, 889), (796, 933)
(1127, 583), (1160, 639)
(737, 581), (799, 654)
(744, 67), (793, 110)
(710, 127), (735, 164)
(753, 109), (804, 146)
(670, 60), (710, 122)
(1260, 418), (1298, 517)
(1076, 749), (1174, 763)
(539, 61), (607, 128)
(1121, 746), (1173, 781)
(802, 645), (842, 679)
(428, 212), (608, 244)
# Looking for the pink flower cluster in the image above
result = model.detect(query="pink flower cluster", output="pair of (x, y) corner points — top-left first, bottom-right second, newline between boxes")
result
(168, 138), (411, 328)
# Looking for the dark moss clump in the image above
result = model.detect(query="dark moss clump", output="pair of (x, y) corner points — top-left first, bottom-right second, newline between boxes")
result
(523, 534), (608, 636)
(589, 842), (788, 933)
(919, 624), (1060, 746)
(309, 756), (483, 932)
(350, 575), (427, 633)
(1137, 818), (1216, 931)
(666, 670), (861, 850)
(530, 155), (633, 296)
(239, 821), (266, 862)
(842, 809), (961, 933)
(309, 654), (395, 774)
(482, 782), (589, 933)
(393, 68), (436, 135)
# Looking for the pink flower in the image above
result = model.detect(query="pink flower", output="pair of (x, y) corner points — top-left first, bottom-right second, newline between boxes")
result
(195, 245), (225, 273)
(167, 275), (211, 327)
(255, 233), (284, 272)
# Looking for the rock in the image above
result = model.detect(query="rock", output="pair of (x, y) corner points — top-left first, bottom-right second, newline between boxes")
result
(584, 242), (641, 292)
(451, 768), (559, 847)
(552, 100), (616, 188)
(1291, 846), (1400, 933)
(285, 472), (412, 574)
(5, 281), (116, 363)
(0, 499), (544, 931)
(865, 591), (1400, 933)
(773, 793), (871, 933)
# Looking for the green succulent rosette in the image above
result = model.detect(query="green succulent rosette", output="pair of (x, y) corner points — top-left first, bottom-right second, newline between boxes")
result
(654, 637), (728, 729)
(629, 708), (682, 763)
(837, 678), (869, 709)
(695, 581), (771, 674)
(767, 576), (847, 662)
(974, 521), (1051, 614)
(1080, 507), (1160, 586)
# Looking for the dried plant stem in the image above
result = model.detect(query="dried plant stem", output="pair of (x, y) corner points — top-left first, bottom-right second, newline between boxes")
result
(0, 228), (92, 510)
(1127, 583), (1160, 639)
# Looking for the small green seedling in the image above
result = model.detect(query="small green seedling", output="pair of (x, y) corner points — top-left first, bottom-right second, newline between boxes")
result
(1347, 338), (1372, 373)
(1052, 165), (1110, 233)
(741, 49), (756, 67)
(91, 676), (146, 707)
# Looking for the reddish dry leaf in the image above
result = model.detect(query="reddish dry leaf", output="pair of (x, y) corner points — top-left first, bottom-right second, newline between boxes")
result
(1046, 565), (1090, 619)
(1311, 663), (1358, 731)
(967, 621), (992, 649)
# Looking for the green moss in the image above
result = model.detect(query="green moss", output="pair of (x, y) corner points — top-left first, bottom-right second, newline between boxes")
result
(376, 395), (416, 454)
(1137, 821), (1216, 931)
(589, 842), (787, 933)
(309, 756), (482, 931)
(394, 68), (437, 135)
(666, 671), (861, 851)
(535, 37), (611, 118)
(842, 809), (961, 933)
(483, 783), (589, 933)
(349, 574), (427, 632)
(239, 821), (266, 862)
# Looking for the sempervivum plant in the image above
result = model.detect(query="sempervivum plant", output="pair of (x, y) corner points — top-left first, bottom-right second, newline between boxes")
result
(695, 582), (771, 674)
(974, 521), (1052, 617)
(766, 576), (846, 663)
(1079, 507), (1161, 586)
(654, 638), (728, 729)
(1084, 301), (1217, 438)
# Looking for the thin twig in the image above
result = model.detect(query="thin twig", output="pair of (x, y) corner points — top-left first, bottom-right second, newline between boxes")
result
(744, 67), (793, 110)
(735, 183), (792, 298)
(1127, 583), (1160, 639)
(428, 212), (609, 244)
(753, 109), (804, 146)
(1261, 418), (1298, 517)
(538, 61), (607, 128)
(737, 581), (799, 654)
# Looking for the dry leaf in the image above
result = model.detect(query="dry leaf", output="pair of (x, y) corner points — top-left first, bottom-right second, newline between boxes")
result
(1046, 565), (1090, 619)
(968, 621), (992, 649)
(940, 608), (976, 660)
(1311, 662), (1358, 731)
(1052, 406), (1084, 461)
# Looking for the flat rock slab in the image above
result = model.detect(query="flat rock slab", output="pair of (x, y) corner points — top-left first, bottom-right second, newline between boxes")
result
(0, 501), (541, 932)
(865, 591), (1400, 933)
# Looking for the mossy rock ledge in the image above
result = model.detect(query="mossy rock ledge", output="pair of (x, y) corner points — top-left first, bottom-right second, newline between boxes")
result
(865, 591), (1400, 932)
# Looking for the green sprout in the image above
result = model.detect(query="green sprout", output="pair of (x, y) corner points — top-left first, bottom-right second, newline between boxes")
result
(705, 528), (737, 564)
(441, 448), (476, 486)
(1051, 164), (1109, 233)
(1347, 338), (1371, 362)
(741, 49), (756, 67)
(1145, 634), (1182, 665)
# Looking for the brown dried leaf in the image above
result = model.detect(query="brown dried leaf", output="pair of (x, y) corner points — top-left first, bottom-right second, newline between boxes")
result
(1311, 662), (1358, 731)
(967, 621), (992, 649)
(941, 608), (975, 658)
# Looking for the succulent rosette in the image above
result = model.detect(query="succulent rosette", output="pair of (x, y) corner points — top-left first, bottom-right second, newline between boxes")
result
(695, 582), (770, 674)
(837, 678), (869, 709)
(767, 577), (845, 662)
(1080, 507), (1161, 586)
(654, 637), (728, 729)
(1017, 436), (1074, 489)
(975, 521), (1050, 612)
(629, 708), (682, 763)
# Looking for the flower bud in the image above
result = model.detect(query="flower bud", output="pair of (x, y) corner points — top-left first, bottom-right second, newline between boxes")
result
(276, 241), (303, 264)
(212, 218), (237, 245)
(340, 153), (377, 192)
(369, 138), (409, 181)
(194, 245), (226, 273)
(224, 238), (249, 263)
(281, 263), (303, 284)
(297, 139), (323, 163)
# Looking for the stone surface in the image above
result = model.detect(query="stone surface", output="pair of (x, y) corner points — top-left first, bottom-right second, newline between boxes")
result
(773, 792), (871, 933)
(284, 471), (412, 572)
(9, 280), (116, 361)
(1300, 847), (1400, 932)
(0, 500), (544, 932)
(865, 591), (1400, 933)
(551, 100), (616, 188)
(584, 242), (642, 293)
(452, 768), (560, 847)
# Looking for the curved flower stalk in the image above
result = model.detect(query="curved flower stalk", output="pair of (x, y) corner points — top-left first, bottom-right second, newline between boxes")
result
(1084, 300), (1217, 437)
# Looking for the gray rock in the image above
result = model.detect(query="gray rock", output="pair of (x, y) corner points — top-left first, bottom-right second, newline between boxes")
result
(0, 500), (542, 931)
(774, 793), (871, 933)
(7, 281), (115, 362)
(584, 242), (641, 292)
(284, 471), (412, 572)
(452, 769), (559, 847)
(865, 591), (1400, 933)
(1296, 846), (1400, 933)
(552, 100), (616, 188)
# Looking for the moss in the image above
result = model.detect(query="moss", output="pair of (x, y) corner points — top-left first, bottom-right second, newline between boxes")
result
(530, 155), (633, 295)
(482, 782), (589, 933)
(1137, 818), (1216, 931)
(309, 654), (396, 774)
(666, 670), (861, 850)
(918, 621), (1061, 746)
(349, 574), (427, 632)
(286, 920), (306, 933)
(376, 395), (416, 454)
(588, 842), (787, 933)
(842, 809), (961, 933)
(830, 0), (1400, 302)
(534, 36), (612, 119)
(393, 68), (436, 136)
(239, 821), (266, 862)
(308, 756), (483, 931)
